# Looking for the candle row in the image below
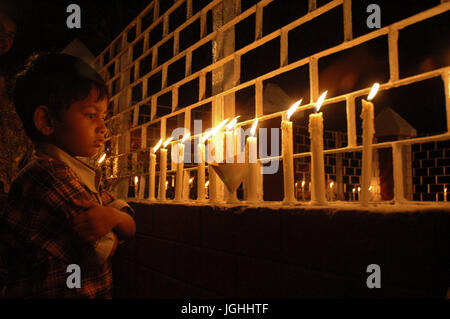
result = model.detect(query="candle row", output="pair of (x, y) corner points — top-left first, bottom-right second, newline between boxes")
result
(100, 83), (381, 206)
(145, 117), (261, 203)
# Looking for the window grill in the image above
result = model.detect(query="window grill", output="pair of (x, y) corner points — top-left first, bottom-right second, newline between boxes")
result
(92, 0), (450, 203)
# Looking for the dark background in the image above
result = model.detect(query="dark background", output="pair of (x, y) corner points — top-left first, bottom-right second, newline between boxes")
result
(1, 0), (448, 136)
(1, 0), (444, 71)
(0, 0), (150, 72)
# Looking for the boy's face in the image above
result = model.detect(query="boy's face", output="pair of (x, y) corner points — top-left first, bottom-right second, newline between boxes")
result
(0, 14), (16, 55)
(52, 87), (108, 157)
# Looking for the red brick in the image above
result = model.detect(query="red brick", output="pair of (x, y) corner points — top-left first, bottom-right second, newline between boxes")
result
(175, 205), (201, 246)
(233, 207), (282, 261)
(152, 204), (182, 240)
(134, 203), (153, 235)
(200, 205), (234, 252)
(282, 264), (354, 298)
(198, 248), (235, 297)
(324, 210), (440, 293)
(151, 271), (221, 298)
(281, 208), (341, 271)
(112, 260), (137, 298)
(235, 256), (283, 298)
(174, 244), (235, 297)
(173, 244), (202, 285)
(114, 236), (137, 261)
(136, 235), (175, 276)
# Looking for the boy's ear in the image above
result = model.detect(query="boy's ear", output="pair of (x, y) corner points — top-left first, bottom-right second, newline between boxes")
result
(33, 105), (55, 136)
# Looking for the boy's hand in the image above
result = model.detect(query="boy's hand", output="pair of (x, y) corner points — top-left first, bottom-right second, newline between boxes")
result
(71, 199), (119, 243)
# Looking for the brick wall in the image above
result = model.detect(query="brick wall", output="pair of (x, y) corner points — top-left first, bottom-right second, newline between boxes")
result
(293, 126), (364, 201)
(293, 124), (450, 202)
(412, 140), (450, 201)
(112, 202), (450, 298)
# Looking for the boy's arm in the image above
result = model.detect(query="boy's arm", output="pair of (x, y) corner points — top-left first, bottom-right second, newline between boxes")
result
(71, 199), (136, 243)
(98, 190), (136, 242)
(106, 198), (135, 242)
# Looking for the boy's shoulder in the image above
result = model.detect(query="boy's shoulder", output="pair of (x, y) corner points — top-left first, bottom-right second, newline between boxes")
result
(14, 156), (76, 186)
(9, 156), (79, 199)
(1, 156), (84, 232)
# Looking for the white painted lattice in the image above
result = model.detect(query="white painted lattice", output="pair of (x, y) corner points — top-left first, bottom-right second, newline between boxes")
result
(93, 0), (450, 202)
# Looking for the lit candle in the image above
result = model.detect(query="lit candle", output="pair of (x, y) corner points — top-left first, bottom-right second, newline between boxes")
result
(302, 180), (305, 201)
(224, 117), (240, 202)
(225, 116), (239, 163)
(149, 138), (163, 200)
(208, 137), (218, 202)
(282, 99), (302, 203)
(182, 173), (190, 200)
(444, 186), (447, 203)
(97, 153), (106, 165)
(134, 176), (139, 198)
(203, 119), (229, 202)
(158, 137), (173, 201)
(247, 119), (259, 202)
(352, 187), (356, 201)
(197, 141), (206, 201)
(357, 186), (361, 201)
(96, 153), (106, 188)
(174, 132), (190, 201)
(205, 180), (210, 198)
(309, 92), (327, 205)
(360, 83), (379, 206)
(329, 181), (334, 201)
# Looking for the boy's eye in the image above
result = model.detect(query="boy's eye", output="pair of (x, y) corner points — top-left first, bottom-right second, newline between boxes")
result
(86, 112), (107, 120)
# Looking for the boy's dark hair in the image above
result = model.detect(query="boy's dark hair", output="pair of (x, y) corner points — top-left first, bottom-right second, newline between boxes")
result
(13, 52), (109, 141)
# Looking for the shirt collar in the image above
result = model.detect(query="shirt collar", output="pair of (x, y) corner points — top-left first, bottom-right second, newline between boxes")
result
(34, 142), (100, 193)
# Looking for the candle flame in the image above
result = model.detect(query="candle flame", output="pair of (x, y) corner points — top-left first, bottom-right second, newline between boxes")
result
(201, 130), (213, 144)
(152, 138), (164, 153)
(302, 180), (305, 187)
(352, 188), (356, 193)
(250, 118), (258, 136)
(226, 116), (240, 130)
(163, 137), (174, 148)
(165, 180), (168, 189)
(189, 177), (194, 184)
(367, 83), (380, 101)
(205, 181), (209, 187)
(202, 119), (229, 143)
(97, 153), (106, 164)
(330, 182), (334, 188)
(369, 186), (373, 191)
(358, 187), (361, 192)
(134, 176), (138, 184)
(181, 132), (191, 143)
(287, 99), (303, 120)
(315, 91), (328, 112)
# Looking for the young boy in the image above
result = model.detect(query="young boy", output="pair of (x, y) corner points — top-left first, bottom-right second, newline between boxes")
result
(0, 53), (136, 298)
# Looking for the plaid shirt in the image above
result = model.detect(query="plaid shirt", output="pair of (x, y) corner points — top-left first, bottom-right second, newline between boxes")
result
(0, 144), (134, 298)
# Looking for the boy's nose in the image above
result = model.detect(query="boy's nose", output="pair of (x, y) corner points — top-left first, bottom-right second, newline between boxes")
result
(97, 120), (107, 135)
